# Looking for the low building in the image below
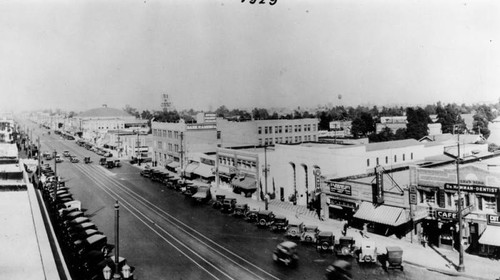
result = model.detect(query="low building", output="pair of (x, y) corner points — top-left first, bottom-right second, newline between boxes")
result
(376, 116), (407, 134)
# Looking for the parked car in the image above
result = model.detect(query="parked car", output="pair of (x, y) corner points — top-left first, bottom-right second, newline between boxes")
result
(272, 241), (299, 267)
(74, 234), (113, 258)
(270, 215), (288, 232)
(212, 195), (225, 209)
(221, 198), (237, 213)
(233, 203), (249, 217)
(114, 160), (121, 167)
(84, 157), (92, 164)
(385, 246), (403, 270)
(316, 231), (335, 253)
(140, 169), (152, 178)
(183, 185), (198, 197)
(63, 150), (71, 157)
(55, 156), (63, 163)
(99, 157), (107, 165)
(257, 210), (275, 227)
(70, 156), (79, 163)
(286, 221), (304, 239)
(244, 207), (260, 223)
(335, 236), (356, 257)
(300, 225), (320, 243)
(191, 186), (211, 203)
(358, 241), (377, 263)
(106, 160), (115, 169)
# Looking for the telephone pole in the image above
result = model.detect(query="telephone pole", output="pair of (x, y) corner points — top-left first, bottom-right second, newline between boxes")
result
(180, 132), (184, 178)
(456, 132), (465, 272)
(264, 146), (269, 210)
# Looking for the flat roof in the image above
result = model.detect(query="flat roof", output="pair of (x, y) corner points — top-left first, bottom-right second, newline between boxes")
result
(0, 143), (18, 158)
(0, 191), (50, 279)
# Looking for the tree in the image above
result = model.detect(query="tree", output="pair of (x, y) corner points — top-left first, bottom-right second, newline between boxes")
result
(214, 105), (230, 118)
(473, 105), (494, 138)
(154, 110), (180, 122)
(436, 103), (465, 133)
(141, 110), (153, 120)
(406, 107), (431, 140)
(351, 112), (375, 138)
(252, 108), (269, 120)
(123, 105), (140, 118)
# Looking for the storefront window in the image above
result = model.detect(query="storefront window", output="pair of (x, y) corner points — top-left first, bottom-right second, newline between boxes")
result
(484, 196), (496, 210)
(424, 191), (436, 204)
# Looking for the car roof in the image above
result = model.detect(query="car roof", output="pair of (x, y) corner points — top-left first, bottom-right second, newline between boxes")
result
(279, 241), (297, 248)
(318, 231), (334, 237)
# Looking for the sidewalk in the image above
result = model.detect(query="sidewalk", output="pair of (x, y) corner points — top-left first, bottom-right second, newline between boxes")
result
(136, 164), (500, 280)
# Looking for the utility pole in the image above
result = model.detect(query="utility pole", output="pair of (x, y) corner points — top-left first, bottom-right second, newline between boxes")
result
(180, 132), (184, 178)
(264, 146), (269, 210)
(37, 137), (41, 177)
(456, 132), (465, 272)
(136, 132), (140, 165)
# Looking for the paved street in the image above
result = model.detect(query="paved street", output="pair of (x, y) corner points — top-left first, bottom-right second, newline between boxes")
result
(17, 122), (483, 280)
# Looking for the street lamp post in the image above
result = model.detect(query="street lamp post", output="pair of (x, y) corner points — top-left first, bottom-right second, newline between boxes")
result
(263, 146), (269, 210)
(114, 200), (121, 280)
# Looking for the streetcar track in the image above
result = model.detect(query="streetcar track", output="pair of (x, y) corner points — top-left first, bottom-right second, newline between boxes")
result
(44, 139), (282, 280)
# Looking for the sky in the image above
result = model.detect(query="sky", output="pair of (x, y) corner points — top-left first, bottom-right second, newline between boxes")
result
(0, 0), (499, 113)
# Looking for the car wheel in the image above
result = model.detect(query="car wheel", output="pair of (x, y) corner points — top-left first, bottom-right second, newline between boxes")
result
(289, 229), (297, 236)
(321, 242), (330, 251)
(259, 219), (267, 226)
(272, 253), (278, 262)
(305, 236), (312, 242)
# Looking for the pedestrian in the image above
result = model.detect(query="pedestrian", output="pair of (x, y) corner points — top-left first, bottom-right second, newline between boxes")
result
(343, 221), (349, 236)
(316, 207), (322, 221)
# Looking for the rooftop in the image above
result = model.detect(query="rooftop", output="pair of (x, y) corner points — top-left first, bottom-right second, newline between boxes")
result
(77, 107), (134, 119)
(365, 139), (421, 152)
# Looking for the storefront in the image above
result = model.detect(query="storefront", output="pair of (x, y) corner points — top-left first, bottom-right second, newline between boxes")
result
(328, 197), (357, 220)
(478, 214), (500, 257)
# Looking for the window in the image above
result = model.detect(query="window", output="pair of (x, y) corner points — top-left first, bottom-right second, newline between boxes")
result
(424, 191), (436, 204)
(411, 153), (413, 160)
(278, 126), (282, 133)
(174, 144), (179, 152)
(403, 154), (405, 161)
(258, 127), (262, 134)
(258, 138), (262, 145)
(264, 127), (268, 134)
(269, 126), (273, 134)
(447, 193), (452, 207)
(298, 125), (302, 132)
(394, 155), (397, 163)
(484, 196), (496, 210)
(376, 157), (379, 165)
(367, 159), (370, 167)
(217, 131), (221, 140)
(284, 126), (288, 133)
(385, 156), (388, 164)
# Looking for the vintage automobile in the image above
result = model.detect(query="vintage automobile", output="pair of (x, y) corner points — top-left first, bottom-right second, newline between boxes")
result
(385, 246), (403, 270)
(272, 241), (299, 267)
(300, 225), (320, 243)
(140, 169), (152, 178)
(335, 236), (356, 257)
(270, 215), (288, 232)
(245, 207), (260, 223)
(286, 221), (304, 239)
(257, 210), (275, 227)
(325, 260), (352, 280)
(221, 198), (237, 213)
(106, 160), (115, 169)
(84, 157), (92, 164)
(68, 229), (104, 245)
(92, 255), (135, 280)
(233, 203), (249, 217)
(183, 185), (198, 197)
(70, 156), (79, 163)
(55, 155), (63, 163)
(114, 160), (121, 167)
(99, 157), (107, 165)
(166, 176), (180, 189)
(63, 150), (71, 157)
(191, 186), (211, 203)
(57, 200), (82, 217)
(358, 241), (377, 263)
(316, 231), (335, 253)
(74, 234), (113, 258)
(212, 195), (225, 209)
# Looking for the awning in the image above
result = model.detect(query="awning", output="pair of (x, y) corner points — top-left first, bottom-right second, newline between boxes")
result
(353, 202), (410, 226)
(184, 163), (199, 175)
(167, 161), (180, 168)
(231, 176), (257, 190)
(479, 226), (500, 247)
(194, 164), (215, 178)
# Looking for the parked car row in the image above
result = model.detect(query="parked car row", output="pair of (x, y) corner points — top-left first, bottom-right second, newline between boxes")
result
(76, 139), (113, 157)
(38, 164), (135, 280)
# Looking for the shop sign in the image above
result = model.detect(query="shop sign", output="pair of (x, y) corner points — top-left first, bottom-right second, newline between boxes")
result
(487, 215), (500, 226)
(436, 210), (458, 221)
(444, 183), (498, 194)
(330, 198), (356, 209)
(409, 185), (417, 205)
(314, 169), (321, 192)
(328, 182), (352, 196)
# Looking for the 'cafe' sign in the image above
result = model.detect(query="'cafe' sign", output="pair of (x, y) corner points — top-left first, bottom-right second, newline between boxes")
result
(436, 210), (458, 221)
